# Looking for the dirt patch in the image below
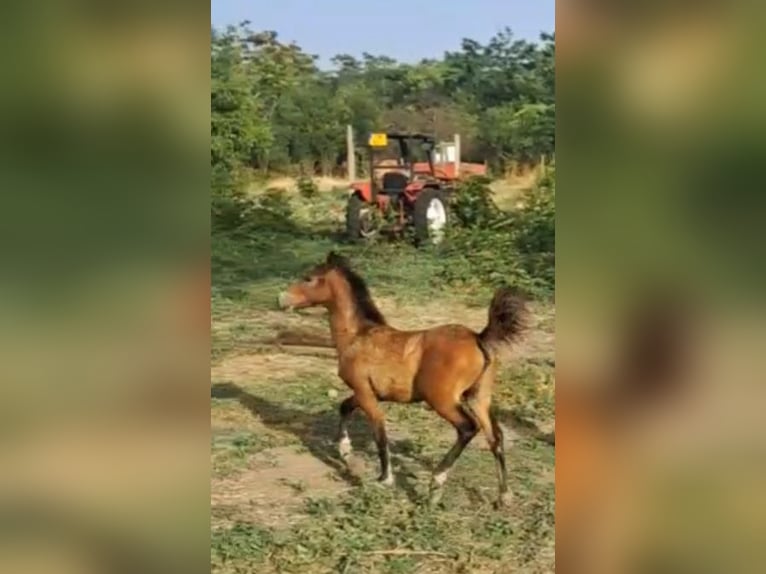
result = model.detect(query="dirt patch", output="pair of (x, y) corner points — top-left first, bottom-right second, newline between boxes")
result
(214, 308), (323, 339)
(211, 352), (337, 384)
(211, 446), (350, 529)
(537, 466), (555, 485)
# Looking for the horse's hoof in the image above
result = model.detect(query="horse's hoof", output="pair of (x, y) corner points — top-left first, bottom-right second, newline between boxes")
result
(494, 490), (514, 509)
(428, 486), (444, 506)
(338, 436), (352, 459)
(377, 473), (394, 487)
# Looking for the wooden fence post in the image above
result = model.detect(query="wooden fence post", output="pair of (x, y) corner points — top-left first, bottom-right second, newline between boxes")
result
(346, 125), (356, 182)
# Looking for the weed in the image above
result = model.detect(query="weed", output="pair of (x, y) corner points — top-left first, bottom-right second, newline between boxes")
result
(211, 522), (273, 571)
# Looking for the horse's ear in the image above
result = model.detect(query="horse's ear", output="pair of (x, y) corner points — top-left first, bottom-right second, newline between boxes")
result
(326, 251), (349, 267)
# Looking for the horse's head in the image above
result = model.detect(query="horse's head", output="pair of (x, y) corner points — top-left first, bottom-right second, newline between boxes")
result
(277, 251), (349, 310)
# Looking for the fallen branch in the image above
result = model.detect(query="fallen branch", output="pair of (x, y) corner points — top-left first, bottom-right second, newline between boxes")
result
(272, 328), (334, 348)
(242, 327), (337, 356)
(249, 344), (337, 359)
(362, 549), (451, 558)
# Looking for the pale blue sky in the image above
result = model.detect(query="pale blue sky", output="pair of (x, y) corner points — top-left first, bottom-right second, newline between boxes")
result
(211, 0), (555, 67)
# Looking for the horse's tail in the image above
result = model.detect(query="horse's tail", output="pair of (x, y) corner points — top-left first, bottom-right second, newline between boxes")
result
(479, 286), (528, 349)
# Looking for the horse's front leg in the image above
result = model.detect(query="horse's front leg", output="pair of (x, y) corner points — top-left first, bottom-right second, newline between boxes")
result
(337, 395), (357, 461)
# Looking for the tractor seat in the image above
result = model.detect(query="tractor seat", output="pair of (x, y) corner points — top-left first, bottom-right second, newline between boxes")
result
(381, 171), (409, 194)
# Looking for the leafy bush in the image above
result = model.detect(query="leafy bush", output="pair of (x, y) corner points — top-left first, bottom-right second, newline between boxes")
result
(211, 155), (298, 234)
(512, 168), (555, 290)
(442, 170), (555, 298)
(211, 163), (253, 233)
(449, 176), (500, 227)
(211, 180), (305, 300)
(212, 159), (554, 302)
(249, 188), (298, 234)
(296, 176), (319, 199)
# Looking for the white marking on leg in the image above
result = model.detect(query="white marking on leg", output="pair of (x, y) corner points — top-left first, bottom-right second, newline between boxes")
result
(339, 434), (351, 459)
(432, 470), (449, 487)
(380, 447), (394, 485)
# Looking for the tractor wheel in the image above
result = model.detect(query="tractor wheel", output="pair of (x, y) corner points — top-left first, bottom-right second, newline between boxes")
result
(346, 193), (377, 242)
(413, 188), (448, 246)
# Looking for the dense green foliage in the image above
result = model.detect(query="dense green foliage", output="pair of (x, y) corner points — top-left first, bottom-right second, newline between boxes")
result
(211, 173), (555, 304)
(211, 23), (555, 298)
(211, 24), (554, 176)
(445, 172), (555, 297)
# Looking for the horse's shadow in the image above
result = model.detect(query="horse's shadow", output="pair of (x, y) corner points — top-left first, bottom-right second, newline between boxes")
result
(494, 407), (555, 446)
(211, 381), (425, 500)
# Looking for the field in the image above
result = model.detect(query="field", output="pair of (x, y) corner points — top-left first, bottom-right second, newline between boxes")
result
(211, 186), (555, 574)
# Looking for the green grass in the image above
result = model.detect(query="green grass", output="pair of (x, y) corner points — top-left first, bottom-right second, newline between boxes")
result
(212, 186), (523, 311)
(211, 185), (555, 573)
(211, 437), (553, 573)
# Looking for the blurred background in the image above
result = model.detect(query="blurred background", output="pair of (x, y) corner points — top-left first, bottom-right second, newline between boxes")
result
(557, 0), (766, 572)
(2, 0), (766, 572)
(0, 1), (209, 573)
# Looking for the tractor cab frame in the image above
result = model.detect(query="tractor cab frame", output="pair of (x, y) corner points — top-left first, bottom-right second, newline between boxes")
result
(366, 133), (438, 204)
(346, 132), (453, 246)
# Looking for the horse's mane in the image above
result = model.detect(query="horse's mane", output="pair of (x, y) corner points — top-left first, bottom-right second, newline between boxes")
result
(326, 259), (386, 326)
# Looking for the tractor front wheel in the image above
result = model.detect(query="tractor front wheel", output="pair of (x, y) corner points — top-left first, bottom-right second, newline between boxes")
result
(413, 188), (448, 246)
(346, 193), (377, 242)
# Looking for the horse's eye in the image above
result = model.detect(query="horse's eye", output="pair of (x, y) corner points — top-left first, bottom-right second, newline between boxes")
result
(302, 276), (314, 284)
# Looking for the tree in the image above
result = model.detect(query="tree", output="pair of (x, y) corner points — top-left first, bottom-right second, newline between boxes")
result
(211, 26), (273, 168)
(210, 24), (555, 183)
(480, 103), (555, 171)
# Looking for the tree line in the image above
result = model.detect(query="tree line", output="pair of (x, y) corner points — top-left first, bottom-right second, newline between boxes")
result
(211, 22), (554, 178)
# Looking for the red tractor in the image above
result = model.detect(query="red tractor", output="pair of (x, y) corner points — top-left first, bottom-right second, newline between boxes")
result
(346, 132), (483, 246)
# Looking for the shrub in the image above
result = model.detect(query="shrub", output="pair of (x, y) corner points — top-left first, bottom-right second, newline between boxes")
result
(211, 159), (298, 236)
(296, 176), (319, 199)
(253, 188), (296, 233)
(441, 171), (555, 298)
(449, 175), (500, 228)
(211, 163), (253, 233)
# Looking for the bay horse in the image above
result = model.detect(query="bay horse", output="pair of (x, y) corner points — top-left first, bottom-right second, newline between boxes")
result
(277, 251), (527, 505)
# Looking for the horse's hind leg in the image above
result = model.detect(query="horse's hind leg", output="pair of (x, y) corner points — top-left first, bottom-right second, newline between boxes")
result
(471, 393), (511, 507)
(429, 402), (479, 502)
(337, 395), (357, 461)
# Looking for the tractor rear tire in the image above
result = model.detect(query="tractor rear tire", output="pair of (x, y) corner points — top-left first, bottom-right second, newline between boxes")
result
(346, 193), (375, 242)
(413, 188), (448, 246)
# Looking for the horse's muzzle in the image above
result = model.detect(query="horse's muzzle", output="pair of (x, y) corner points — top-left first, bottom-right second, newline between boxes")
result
(277, 291), (293, 310)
